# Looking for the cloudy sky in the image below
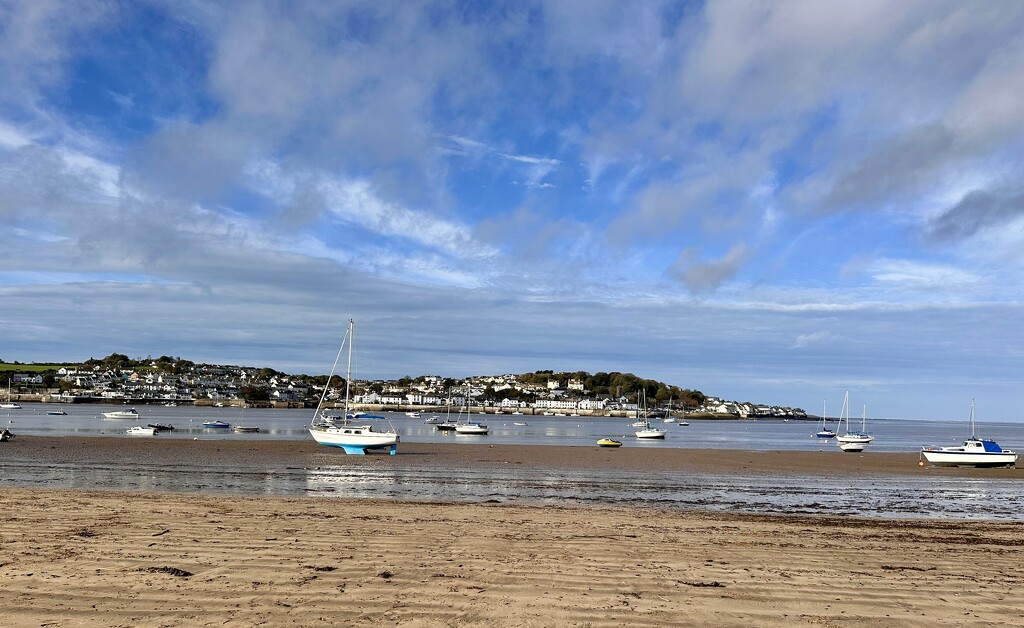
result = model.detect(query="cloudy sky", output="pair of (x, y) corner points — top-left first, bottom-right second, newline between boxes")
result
(2, 0), (1023, 420)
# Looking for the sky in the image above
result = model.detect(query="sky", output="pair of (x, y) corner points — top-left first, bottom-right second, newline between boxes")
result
(2, 0), (1024, 421)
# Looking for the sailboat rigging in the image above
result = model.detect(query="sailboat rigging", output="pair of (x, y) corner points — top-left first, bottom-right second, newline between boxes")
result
(308, 319), (399, 455)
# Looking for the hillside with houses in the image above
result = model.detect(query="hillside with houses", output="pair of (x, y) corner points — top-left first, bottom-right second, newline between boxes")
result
(1, 355), (809, 419)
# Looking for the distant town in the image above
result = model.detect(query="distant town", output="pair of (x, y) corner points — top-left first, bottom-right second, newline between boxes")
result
(1, 354), (810, 419)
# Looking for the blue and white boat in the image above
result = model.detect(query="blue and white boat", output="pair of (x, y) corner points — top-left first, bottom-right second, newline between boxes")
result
(814, 400), (835, 439)
(921, 401), (1017, 467)
(308, 320), (399, 455)
(202, 420), (231, 429)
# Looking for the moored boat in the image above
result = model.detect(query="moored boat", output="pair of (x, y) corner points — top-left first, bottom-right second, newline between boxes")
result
(47, 409), (68, 416)
(126, 425), (156, 436)
(232, 425), (260, 433)
(103, 408), (140, 419)
(921, 401), (1017, 468)
(455, 421), (489, 435)
(308, 319), (399, 455)
(597, 438), (622, 448)
(147, 423), (175, 432)
(202, 420), (231, 429)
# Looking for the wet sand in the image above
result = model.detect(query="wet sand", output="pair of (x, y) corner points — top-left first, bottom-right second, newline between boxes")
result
(2, 486), (1023, 627)
(3, 438), (1023, 626)
(4, 435), (1022, 478)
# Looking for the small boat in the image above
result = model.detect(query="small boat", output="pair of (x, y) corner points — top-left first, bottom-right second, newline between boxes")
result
(634, 391), (666, 439)
(814, 400), (836, 439)
(513, 421), (528, 426)
(147, 423), (175, 432)
(455, 421), (489, 435)
(47, 409), (68, 416)
(2, 382), (21, 409)
(126, 425), (157, 436)
(232, 425), (260, 433)
(677, 420), (690, 426)
(435, 422), (459, 431)
(424, 415), (441, 424)
(308, 319), (399, 455)
(921, 400), (1017, 468)
(103, 408), (140, 420)
(597, 438), (622, 448)
(836, 394), (874, 452)
(405, 411), (421, 418)
(202, 420), (231, 429)
(0, 428), (14, 442)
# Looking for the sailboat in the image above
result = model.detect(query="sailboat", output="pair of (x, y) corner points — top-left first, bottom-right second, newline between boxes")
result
(814, 400), (835, 438)
(1, 380), (21, 409)
(308, 319), (399, 455)
(921, 400), (1017, 467)
(454, 400), (488, 434)
(835, 392), (873, 452)
(634, 390), (667, 439)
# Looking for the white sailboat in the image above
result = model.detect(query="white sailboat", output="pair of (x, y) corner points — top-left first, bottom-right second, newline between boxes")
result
(1, 380), (21, 409)
(634, 391), (666, 439)
(837, 393), (874, 452)
(921, 400), (1017, 467)
(308, 319), (399, 455)
(454, 401), (488, 434)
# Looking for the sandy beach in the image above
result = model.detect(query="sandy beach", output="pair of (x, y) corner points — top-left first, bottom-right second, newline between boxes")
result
(2, 438), (1023, 626)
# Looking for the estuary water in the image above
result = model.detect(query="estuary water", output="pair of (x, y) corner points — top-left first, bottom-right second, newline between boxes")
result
(5, 403), (1024, 452)
(3, 404), (1023, 521)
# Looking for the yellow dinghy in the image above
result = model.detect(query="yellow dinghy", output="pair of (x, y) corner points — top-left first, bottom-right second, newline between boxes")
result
(596, 438), (622, 448)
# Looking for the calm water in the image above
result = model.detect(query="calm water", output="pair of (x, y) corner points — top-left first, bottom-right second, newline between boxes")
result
(3, 404), (1023, 521)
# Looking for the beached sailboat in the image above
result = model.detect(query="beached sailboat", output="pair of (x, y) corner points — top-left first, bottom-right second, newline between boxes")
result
(921, 400), (1017, 467)
(836, 393), (874, 452)
(814, 400), (835, 439)
(308, 319), (399, 455)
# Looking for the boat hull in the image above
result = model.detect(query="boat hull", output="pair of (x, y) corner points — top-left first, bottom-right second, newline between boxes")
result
(308, 426), (399, 455)
(920, 449), (1017, 467)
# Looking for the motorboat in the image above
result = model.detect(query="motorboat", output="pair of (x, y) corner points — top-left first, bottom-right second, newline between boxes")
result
(424, 415), (441, 424)
(0, 402), (22, 409)
(405, 411), (421, 418)
(308, 319), (399, 455)
(513, 421), (528, 426)
(147, 423), (175, 432)
(597, 438), (622, 448)
(921, 401), (1017, 468)
(103, 408), (140, 419)
(47, 409), (68, 416)
(126, 425), (157, 436)
(202, 420), (231, 429)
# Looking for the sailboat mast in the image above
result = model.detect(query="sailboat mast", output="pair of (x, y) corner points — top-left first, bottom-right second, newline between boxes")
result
(344, 319), (354, 420)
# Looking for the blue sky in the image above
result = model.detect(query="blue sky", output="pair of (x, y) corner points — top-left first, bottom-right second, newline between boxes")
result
(3, 0), (1024, 420)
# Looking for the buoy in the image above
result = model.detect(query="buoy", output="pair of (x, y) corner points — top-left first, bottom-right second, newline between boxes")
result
(918, 460), (925, 466)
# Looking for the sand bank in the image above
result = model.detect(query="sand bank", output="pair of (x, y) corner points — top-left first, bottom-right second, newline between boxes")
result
(1, 487), (1022, 627)
(4, 435), (1022, 478)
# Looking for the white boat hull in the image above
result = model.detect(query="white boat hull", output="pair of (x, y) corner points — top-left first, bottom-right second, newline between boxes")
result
(126, 426), (156, 436)
(920, 449), (1017, 467)
(455, 423), (489, 434)
(839, 441), (866, 452)
(636, 429), (666, 439)
(308, 425), (399, 454)
(103, 410), (140, 419)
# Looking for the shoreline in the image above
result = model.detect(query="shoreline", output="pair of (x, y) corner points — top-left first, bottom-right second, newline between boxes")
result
(2, 487), (1023, 626)
(3, 435), (1022, 478)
